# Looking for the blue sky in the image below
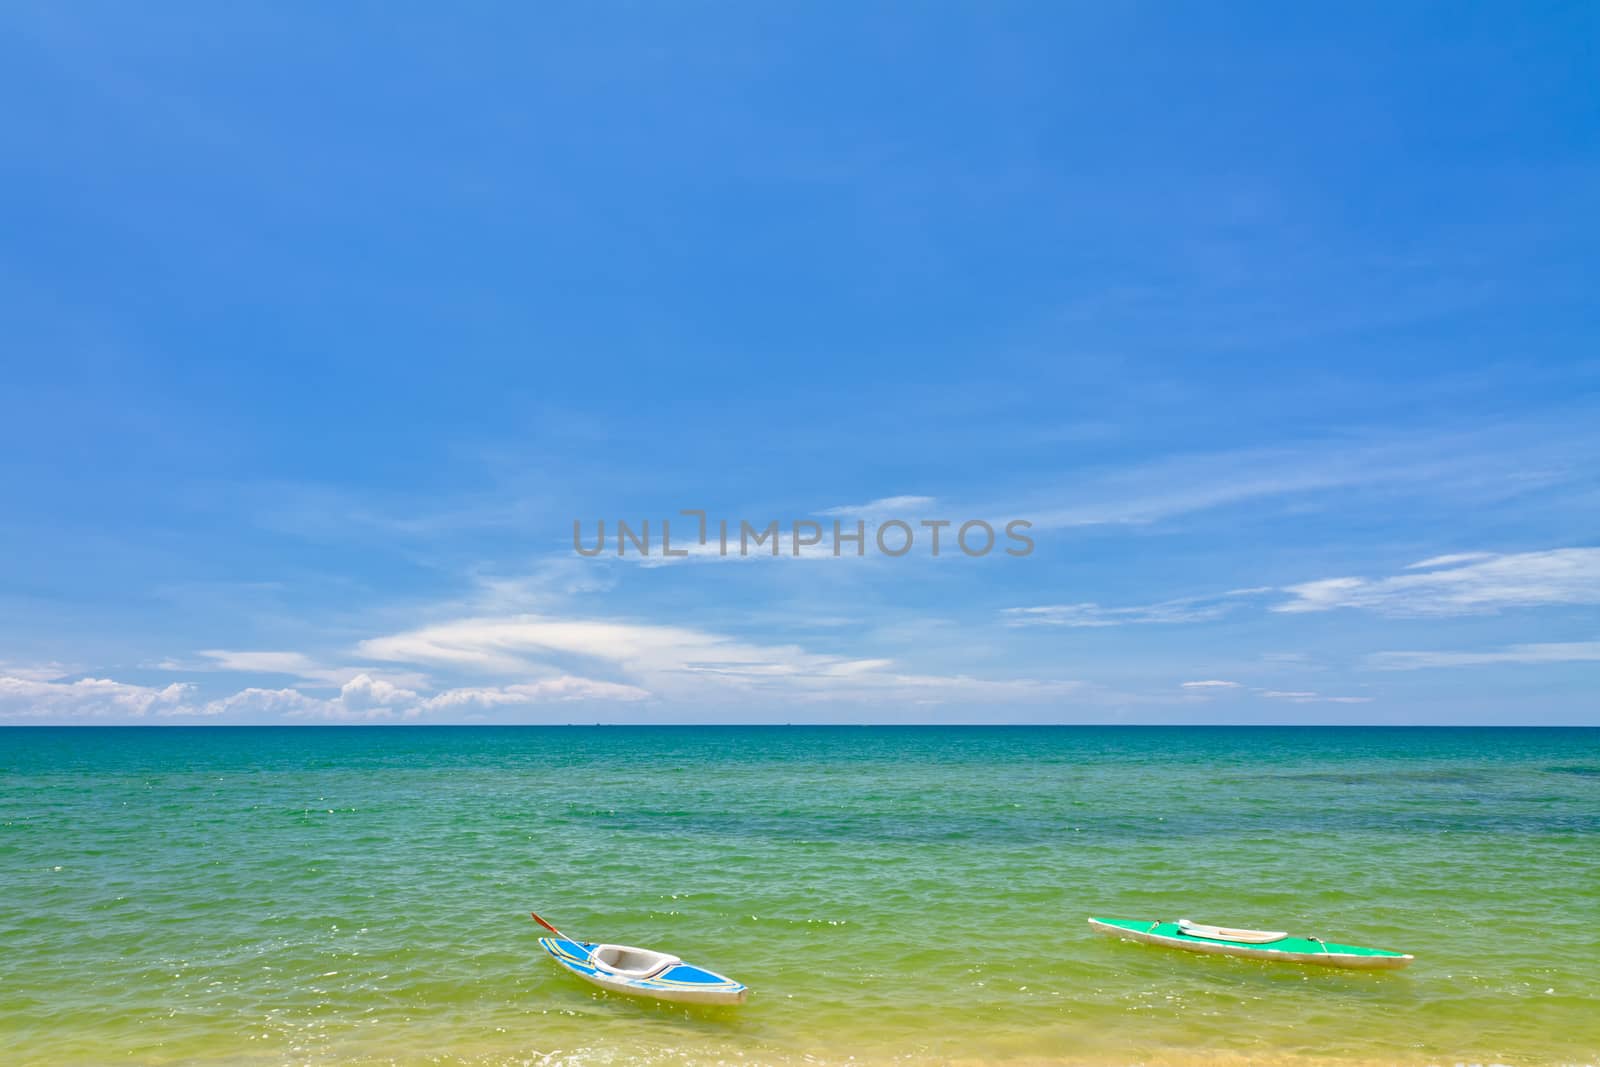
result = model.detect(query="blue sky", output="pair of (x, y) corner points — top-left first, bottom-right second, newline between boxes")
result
(2, 4), (1596, 724)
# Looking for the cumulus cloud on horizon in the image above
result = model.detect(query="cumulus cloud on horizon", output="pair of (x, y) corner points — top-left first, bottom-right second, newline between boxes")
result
(0, 675), (195, 720)
(1, 604), (1085, 722)
(0, 669), (658, 724)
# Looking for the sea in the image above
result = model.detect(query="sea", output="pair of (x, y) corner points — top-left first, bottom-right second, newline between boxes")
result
(2, 726), (1597, 1066)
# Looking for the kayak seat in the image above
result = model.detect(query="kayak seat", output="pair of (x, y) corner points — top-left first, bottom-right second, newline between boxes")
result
(589, 943), (681, 979)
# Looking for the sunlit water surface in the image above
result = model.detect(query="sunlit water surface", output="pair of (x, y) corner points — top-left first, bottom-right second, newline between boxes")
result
(2, 726), (1597, 1066)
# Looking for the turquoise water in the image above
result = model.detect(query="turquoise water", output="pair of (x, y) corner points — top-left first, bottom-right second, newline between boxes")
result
(2, 726), (1597, 1066)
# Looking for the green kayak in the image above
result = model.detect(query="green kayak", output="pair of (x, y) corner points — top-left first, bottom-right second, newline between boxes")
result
(1088, 917), (1414, 970)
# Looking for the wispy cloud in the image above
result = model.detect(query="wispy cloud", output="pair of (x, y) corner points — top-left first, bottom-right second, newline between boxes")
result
(195, 649), (432, 689)
(0, 661), (76, 682)
(1023, 448), (1367, 530)
(1369, 641), (1600, 670)
(357, 612), (1077, 704)
(199, 650), (321, 675)
(1404, 552), (1497, 570)
(467, 558), (622, 609)
(1003, 589), (1266, 628)
(1002, 417), (1594, 533)
(1275, 548), (1600, 616)
(1260, 690), (1373, 704)
(240, 480), (548, 543)
(1181, 679), (1241, 689)
(817, 495), (936, 517)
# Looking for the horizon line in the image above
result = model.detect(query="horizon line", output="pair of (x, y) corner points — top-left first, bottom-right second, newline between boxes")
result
(3, 722), (1596, 729)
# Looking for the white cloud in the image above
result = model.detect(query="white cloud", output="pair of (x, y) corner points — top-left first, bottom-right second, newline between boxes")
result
(1002, 602), (1211, 627)
(835, 672), (1083, 701)
(337, 673), (418, 712)
(202, 686), (326, 718)
(1016, 420), (1588, 532)
(191, 672), (646, 722)
(357, 613), (1076, 705)
(419, 677), (651, 711)
(1369, 641), (1600, 671)
(357, 614), (865, 689)
(470, 559), (620, 608)
(1260, 690), (1373, 704)
(1024, 452), (1362, 529)
(1405, 552), (1497, 570)
(1181, 680), (1241, 689)
(4, 595), (1091, 720)
(0, 655), (661, 723)
(1275, 549), (1600, 616)
(275, 675), (423, 722)
(0, 676), (195, 720)
(817, 495), (936, 517)
(0, 662), (76, 682)
(1003, 547), (1600, 631)
(199, 650), (318, 673)
(196, 649), (431, 689)
(1003, 590), (1263, 628)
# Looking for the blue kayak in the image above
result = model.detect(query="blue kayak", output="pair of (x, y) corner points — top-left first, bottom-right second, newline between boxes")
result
(531, 913), (747, 1005)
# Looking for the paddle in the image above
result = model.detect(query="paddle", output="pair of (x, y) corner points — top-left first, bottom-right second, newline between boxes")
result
(530, 911), (570, 941)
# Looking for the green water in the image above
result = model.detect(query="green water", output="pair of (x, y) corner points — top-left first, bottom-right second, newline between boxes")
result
(2, 726), (1597, 1066)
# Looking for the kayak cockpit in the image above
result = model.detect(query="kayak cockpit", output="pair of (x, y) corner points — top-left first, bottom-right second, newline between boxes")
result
(1088, 917), (1413, 970)
(1176, 919), (1288, 943)
(589, 943), (680, 979)
(531, 912), (749, 1004)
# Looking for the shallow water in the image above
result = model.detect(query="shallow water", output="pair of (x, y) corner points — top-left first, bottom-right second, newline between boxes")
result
(1, 726), (1597, 1066)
